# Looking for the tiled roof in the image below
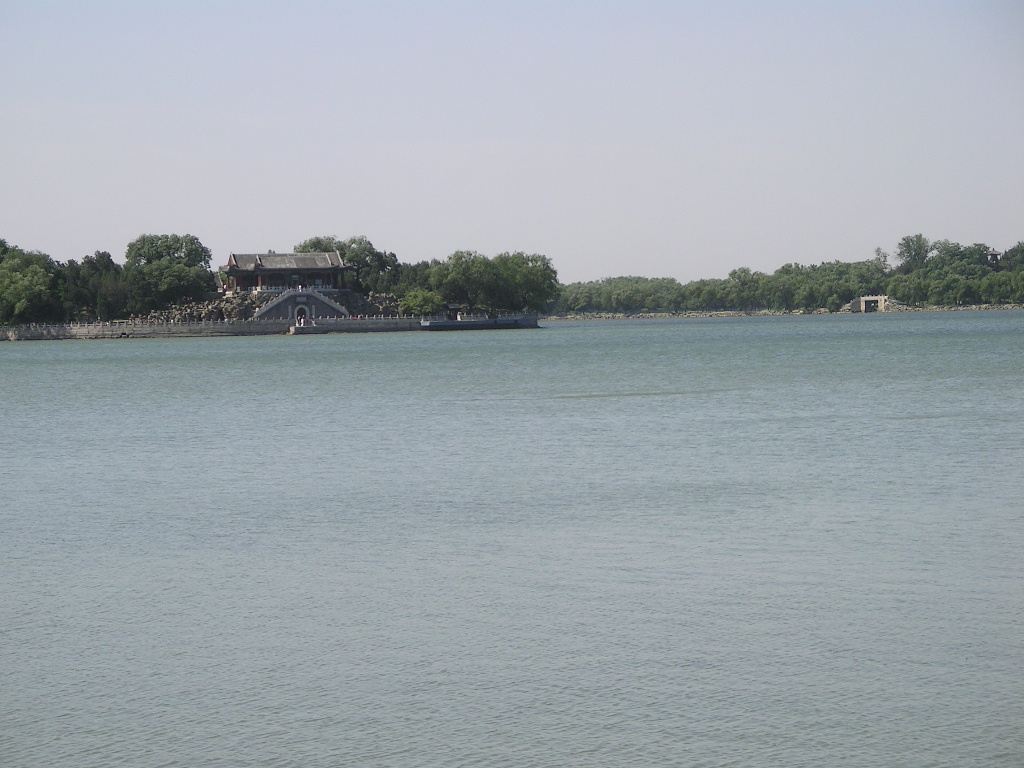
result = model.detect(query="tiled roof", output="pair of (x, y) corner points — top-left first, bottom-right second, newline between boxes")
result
(225, 252), (347, 271)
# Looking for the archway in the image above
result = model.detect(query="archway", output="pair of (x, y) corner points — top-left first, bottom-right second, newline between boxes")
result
(295, 306), (308, 326)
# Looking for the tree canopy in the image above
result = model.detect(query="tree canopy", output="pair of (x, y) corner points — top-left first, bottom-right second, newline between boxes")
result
(398, 287), (445, 316)
(294, 235), (399, 293)
(60, 251), (127, 321)
(892, 234), (934, 273)
(427, 251), (559, 312)
(0, 242), (61, 323)
(123, 234), (215, 314)
(125, 234), (211, 269)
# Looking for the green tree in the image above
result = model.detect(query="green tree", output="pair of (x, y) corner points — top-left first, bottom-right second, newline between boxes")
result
(126, 233), (211, 269)
(894, 234), (934, 273)
(429, 251), (493, 309)
(377, 260), (436, 296)
(294, 235), (398, 293)
(1000, 242), (1024, 271)
(293, 235), (344, 254)
(60, 251), (128, 320)
(0, 246), (61, 323)
(123, 234), (215, 314)
(488, 252), (560, 311)
(427, 251), (558, 312)
(398, 287), (445, 316)
(726, 267), (767, 310)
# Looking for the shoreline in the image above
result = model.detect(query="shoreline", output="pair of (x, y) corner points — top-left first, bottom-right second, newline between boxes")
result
(1, 313), (540, 341)
(1, 316), (421, 341)
(4, 303), (1022, 340)
(543, 303), (1024, 321)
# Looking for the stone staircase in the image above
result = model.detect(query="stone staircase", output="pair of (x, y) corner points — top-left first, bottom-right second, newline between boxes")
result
(253, 288), (351, 319)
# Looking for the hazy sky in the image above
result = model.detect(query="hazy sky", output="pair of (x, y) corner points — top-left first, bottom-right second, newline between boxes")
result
(2, 1), (1021, 283)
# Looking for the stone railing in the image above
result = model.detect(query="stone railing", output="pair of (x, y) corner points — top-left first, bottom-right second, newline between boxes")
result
(234, 285), (340, 294)
(2, 315), (422, 341)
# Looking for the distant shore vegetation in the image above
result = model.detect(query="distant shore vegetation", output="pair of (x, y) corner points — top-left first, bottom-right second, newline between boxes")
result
(1, 232), (1022, 325)
(555, 235), (1024, 315)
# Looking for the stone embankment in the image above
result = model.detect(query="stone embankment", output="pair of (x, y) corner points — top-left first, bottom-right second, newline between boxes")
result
(2, 289), (414, 341)
(872, 301), (1024, 312)
(546, 309), (828, 320)
(3, 317), (421, 341)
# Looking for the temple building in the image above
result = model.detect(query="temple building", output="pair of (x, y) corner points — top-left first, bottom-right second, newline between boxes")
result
(221, 251), (351, 293)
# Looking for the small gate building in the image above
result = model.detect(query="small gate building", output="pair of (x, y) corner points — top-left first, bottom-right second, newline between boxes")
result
(850, 295), (888, 312)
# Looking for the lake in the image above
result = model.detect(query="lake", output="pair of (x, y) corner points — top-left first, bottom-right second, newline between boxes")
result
(2, 311), (1022, 767)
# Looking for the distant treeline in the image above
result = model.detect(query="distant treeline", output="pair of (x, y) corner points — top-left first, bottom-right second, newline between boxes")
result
(555, 235), (1024, 314)
(3, 232), (1022, 325)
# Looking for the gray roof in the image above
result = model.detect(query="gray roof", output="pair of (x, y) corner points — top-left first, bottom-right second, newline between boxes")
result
(225, 252), (347, 271)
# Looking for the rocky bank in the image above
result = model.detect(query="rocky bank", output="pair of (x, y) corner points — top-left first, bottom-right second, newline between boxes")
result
(133, 291), (403, 323)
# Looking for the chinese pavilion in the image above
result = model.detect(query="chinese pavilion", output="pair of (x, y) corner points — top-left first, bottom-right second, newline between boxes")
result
(221, 251), (351, 293)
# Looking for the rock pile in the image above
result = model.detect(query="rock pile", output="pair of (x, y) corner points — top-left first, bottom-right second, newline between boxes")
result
(134, 292), (276, 323)
(365, 293), (401, 315)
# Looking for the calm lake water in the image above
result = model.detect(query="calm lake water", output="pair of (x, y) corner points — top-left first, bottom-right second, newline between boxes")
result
(2, 312), (1022, 767)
